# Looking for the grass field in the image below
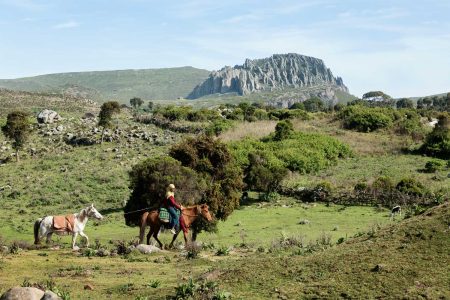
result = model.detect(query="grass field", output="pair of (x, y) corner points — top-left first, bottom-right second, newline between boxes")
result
(1, 102), (449, 299)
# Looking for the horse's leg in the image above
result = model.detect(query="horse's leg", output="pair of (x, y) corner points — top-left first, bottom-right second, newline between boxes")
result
(147, 227), (153, 245)
(152, 226), (164, 249)
(139, 222), (147, 244)
(46, 232), (53, 244)
(169, 229), (181, 248)
(79, 231), (89, 247)
(72, 232), (79, 249)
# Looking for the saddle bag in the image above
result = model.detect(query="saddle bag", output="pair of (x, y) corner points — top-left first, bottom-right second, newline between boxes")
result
(159, 208), (170, 223)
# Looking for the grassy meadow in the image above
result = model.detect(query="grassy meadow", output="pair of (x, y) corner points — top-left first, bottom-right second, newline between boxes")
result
(0, 95), (449, 299)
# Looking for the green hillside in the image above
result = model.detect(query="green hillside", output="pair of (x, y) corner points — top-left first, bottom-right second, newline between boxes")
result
(0, 67), (210, 103)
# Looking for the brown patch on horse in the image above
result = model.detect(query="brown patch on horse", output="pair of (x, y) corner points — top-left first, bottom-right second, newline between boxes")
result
(52, 215), (75, 232)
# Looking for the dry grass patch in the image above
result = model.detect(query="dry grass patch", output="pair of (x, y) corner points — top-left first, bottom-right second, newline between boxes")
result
(219, 120), (277, 142)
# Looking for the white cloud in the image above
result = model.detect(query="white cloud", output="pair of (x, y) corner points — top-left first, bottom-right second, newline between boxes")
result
(53, 21), (80, 29)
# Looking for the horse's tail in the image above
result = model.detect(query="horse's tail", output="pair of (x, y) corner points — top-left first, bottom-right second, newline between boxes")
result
(34, 218), (43, 245)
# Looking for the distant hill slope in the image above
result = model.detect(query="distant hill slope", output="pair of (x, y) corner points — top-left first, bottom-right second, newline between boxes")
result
(0, 88), (98, 117)
(0, 67), (210, 103)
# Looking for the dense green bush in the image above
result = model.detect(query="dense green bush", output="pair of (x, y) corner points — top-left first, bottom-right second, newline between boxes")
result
(244, 151), (288, 193)
(230, 132), (352, 174)
(423, 160), (444, 173)
(303, 97), (325, 112)
(420, 114), (450, 159)
(268, 109), (309, 120)
(338, 105), (393, 132)
(124, 156), (207, 226)
(205, 119), (234, 137)
(396, 178), (427, 196)
(273, 120), (294, 141)
(170, 135), (244, 236)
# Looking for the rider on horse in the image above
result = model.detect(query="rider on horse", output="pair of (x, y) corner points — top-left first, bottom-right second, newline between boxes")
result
(161, 184), (183, 234)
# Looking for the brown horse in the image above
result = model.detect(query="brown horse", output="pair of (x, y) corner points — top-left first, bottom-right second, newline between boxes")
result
(139, 204), (213, 248)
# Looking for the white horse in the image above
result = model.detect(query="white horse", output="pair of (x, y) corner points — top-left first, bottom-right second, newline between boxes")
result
(34, 204), (103, 249)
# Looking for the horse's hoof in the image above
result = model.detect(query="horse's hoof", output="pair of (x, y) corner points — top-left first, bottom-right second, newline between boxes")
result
(72, 246), (80, 251)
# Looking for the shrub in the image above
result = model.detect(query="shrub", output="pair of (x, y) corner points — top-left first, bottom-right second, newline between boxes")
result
(185, 242), (202, 259)
(339, 105), (393, 132)
(169, 135), (244, 236)
(205, 119), (233, 137)
(244, 151), (288, 194)
(303, 97), (324, 112)
(396, 178), (427, 196)
(215, 246), (230, 256)
(421, 114), (450, 159)
(274, 120), (294, 141)
(124, 157), (207, 226)
(423, 160), (444, 173)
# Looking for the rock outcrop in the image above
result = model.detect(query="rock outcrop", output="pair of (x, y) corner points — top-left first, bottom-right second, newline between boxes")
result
(37, 109), (61, 124)
(187, 53), (348, 99)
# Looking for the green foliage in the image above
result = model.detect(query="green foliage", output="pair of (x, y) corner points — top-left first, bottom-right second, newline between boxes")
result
(231, 132), (352, 175)
(170, 135), (243, 222)
(244, 152), (288, 193)
(274, 120), (294, 141)
(215, 246), (230, 256)
(423, 160), (444, 173)
(338, 105), (392, 132)
(421, 114), (450, 158)
(268, 109), (309, 120)
(169, 279), (230, 300)
(396, 178), (427, 196)
(1, 111), (31, 161)
(289, 102), (305, 110)
(98, 101), (120, 129)
(396, 98), (414, 109)
(130, 97), (144, 109)
(124, 156), (207, 226)
(362, 91), (392, 101)
(303, 97), (325, 112)
(205, 119), (234, 137)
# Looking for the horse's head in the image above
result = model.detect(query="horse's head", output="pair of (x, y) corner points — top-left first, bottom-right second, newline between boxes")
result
(198, 204), (213, 222)
(87, 204), (104, 220)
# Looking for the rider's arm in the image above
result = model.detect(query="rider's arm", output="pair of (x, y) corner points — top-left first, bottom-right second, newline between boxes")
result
(168, 196), (181, 210)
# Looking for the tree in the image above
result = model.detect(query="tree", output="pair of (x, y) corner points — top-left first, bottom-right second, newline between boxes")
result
(1, 111), (31, 162)
(273, 120), (294, 141)
(130, 97), (144, 109)
(421, 114), (450, 159)
(238, 102), (256, 122)
(289, 102), (305, 110)
(169, 135), (244, 238)
(147, 101), (154, 111)
(303, 97), (324, 112)
(396, 98), (414, 109)
(362, 91), (392, 101)
(98, 101), (120, 143)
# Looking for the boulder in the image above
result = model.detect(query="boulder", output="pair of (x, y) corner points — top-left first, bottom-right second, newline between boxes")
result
(136, 244), (161, 254)
(0, 287), (44, 300)
(41, 291), (61, 300)
(37, 110), (61, 124)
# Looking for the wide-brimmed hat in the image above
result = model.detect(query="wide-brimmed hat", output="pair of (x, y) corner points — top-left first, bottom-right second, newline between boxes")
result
(168, 184), (175, 190)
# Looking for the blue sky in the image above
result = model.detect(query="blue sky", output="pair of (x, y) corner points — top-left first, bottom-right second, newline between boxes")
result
(0, 0), (449, 98)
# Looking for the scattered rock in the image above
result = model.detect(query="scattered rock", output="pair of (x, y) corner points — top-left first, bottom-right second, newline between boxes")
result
(298, 219), (310, 225)
(41, 290), (61, 300)
(0, 287), (45, 300)
(136, 244), (161, 254)
(84, 284), (94, 291)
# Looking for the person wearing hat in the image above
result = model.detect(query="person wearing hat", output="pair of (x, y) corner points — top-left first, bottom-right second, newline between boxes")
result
(161, 184), (183, 234)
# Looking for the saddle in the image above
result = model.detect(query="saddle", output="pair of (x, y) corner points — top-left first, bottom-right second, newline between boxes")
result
(52, 215), (75, 232)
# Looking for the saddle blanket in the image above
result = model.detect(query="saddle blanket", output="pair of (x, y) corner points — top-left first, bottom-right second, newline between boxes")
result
(159, 208), (180, 224)
(53, 214), (75, 232)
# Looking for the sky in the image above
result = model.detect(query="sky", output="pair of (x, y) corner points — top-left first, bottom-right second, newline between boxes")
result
(0, 0), (449, 98)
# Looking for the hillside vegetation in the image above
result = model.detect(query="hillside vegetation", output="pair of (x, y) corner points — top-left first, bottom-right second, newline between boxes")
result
(0, 67), (210, 102)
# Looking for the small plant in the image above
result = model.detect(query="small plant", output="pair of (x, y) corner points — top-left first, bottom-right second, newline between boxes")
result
(147, 279), (161, 288)
(423, 160), (444, 173)
(115, 240), (131, 255)
(215, 246), (230, 256)
(9, 242), (20, 254)
(185, 242), (202, 260)
(337, 237), (345, 244)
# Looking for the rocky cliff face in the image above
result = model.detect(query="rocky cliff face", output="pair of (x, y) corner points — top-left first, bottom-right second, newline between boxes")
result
(187, 53), (348, 99)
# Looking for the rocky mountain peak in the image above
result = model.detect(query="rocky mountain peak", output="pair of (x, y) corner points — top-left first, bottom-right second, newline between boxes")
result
(187, 53), (348, 99)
